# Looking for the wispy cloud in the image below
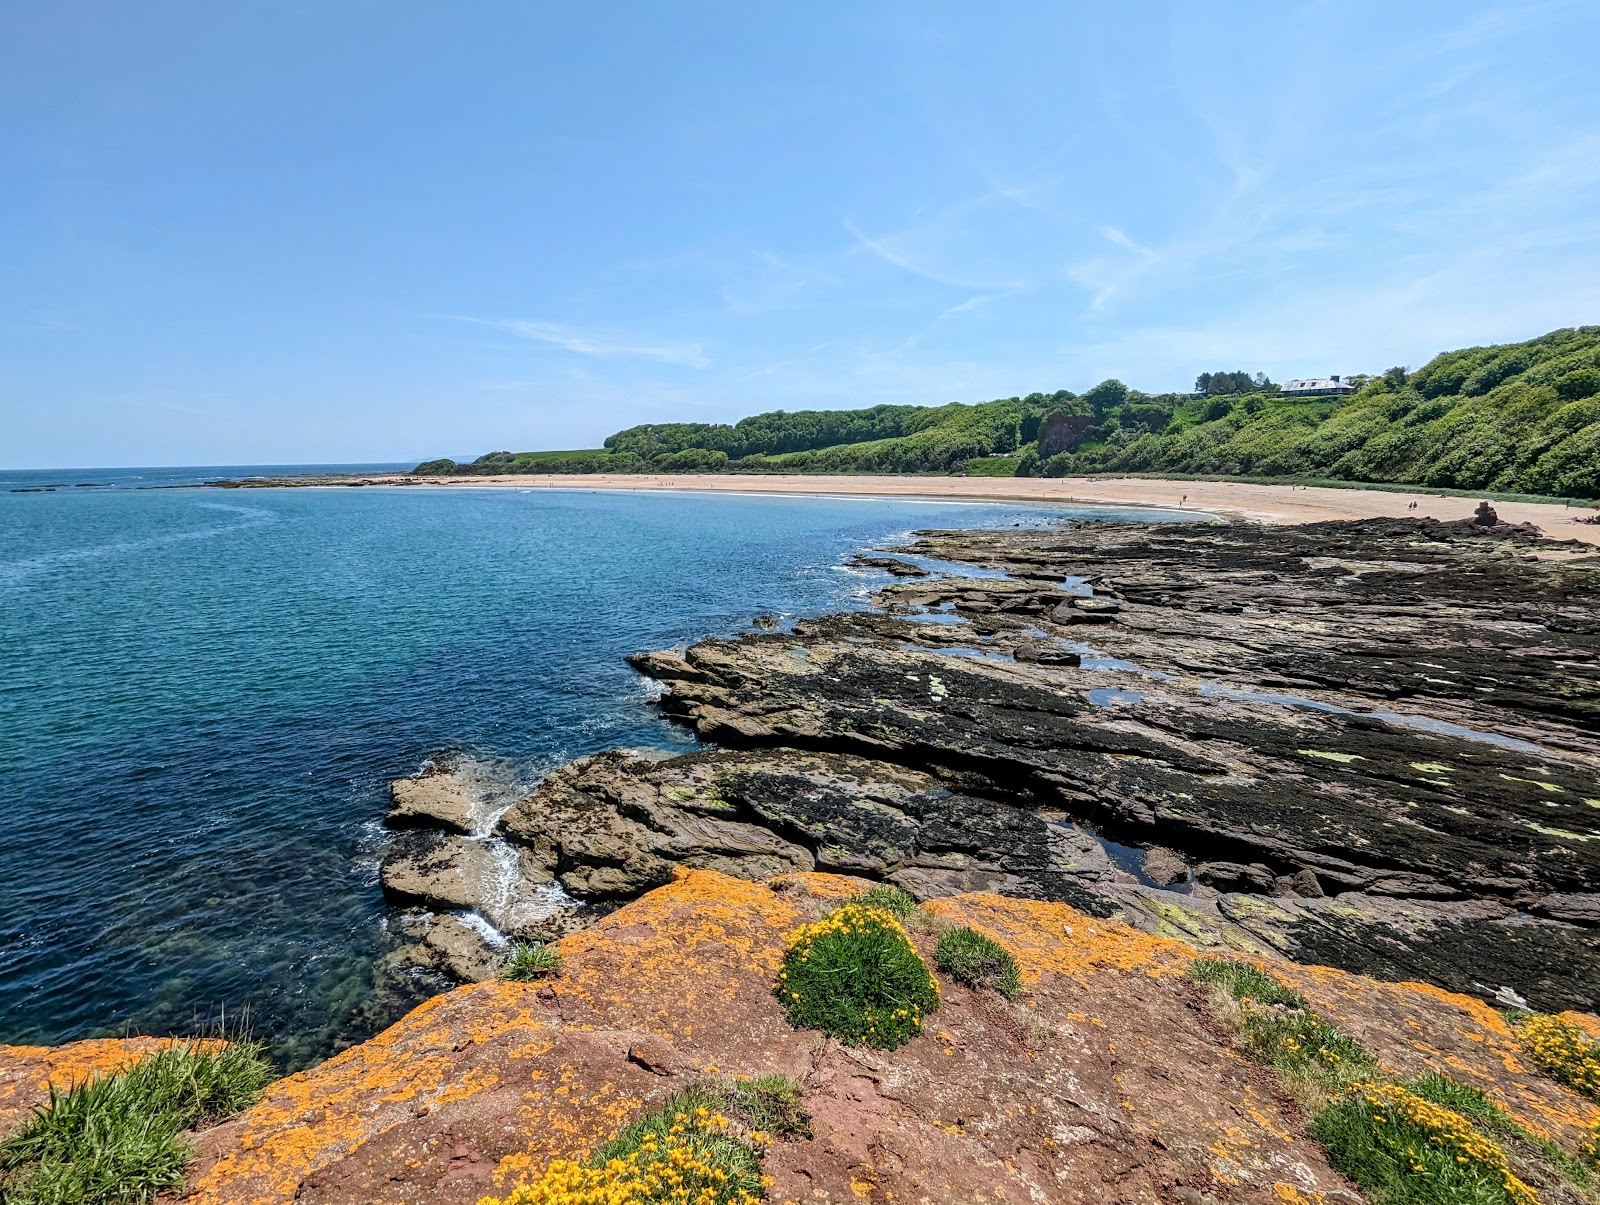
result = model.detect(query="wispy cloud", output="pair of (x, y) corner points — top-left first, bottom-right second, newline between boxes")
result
(843, 217), (1023, 291)
(460, 318), (710, 368)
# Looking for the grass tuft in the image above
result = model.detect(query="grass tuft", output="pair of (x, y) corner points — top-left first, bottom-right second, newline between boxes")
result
(720, 1075), (811, 1140)
(1185, 957), (1373, 1110)
(934, 927), (1023, 1000)
(0, 1041), (274, 1205)
(774, 902), (939, 1049)
(483, 1081), (790, 1205)
(1185, 956), (1304, 1008)
(501, 941), (562, 981)
(850, 884), (918, 920)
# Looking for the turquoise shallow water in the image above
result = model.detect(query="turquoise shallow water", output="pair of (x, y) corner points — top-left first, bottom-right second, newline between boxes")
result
(0, 473), (1186, 1066)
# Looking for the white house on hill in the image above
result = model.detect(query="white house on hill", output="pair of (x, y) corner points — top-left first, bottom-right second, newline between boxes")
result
(1282, 376), (1356, 397)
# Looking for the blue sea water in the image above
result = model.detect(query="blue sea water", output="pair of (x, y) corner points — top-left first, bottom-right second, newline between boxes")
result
(0, 473), (1183, 1067)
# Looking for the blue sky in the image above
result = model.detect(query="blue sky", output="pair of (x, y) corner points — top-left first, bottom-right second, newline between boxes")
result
(4, 2), (1598, 468)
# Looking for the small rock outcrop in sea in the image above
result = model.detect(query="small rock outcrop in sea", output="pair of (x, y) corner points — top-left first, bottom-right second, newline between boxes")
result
(379, 758), (588, 981)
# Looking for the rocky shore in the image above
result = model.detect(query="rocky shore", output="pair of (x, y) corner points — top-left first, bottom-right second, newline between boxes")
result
(382, 515), (1600, 1012)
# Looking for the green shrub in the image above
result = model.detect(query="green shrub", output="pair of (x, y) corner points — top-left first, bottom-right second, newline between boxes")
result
(0, 1041), (274, 1205)
(1310, 1081), (1538, 1205)
(934, 927), (1023, 999)
(966, 456), (1021, 477)
(774, 902), (940, 1049)
(501, 941), (562, 981)
(851, 884), (918, 920)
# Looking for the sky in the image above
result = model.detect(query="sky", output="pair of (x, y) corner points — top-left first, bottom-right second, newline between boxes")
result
(3, 2), (1598, 468)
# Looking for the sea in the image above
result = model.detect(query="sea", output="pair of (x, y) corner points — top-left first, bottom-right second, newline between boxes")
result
(0, 464), (1188, 1068)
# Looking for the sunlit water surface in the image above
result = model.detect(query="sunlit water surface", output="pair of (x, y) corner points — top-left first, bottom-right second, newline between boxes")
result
(0, 471), (1187, 1065)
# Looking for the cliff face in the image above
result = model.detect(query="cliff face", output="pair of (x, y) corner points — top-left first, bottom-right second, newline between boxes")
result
(7, 869), (1591, 1205)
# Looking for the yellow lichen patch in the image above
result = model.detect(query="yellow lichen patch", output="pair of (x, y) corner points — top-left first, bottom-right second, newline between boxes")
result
(1298, 750), (1364, 764)
(1272, 1182), (1325, 1204)
(922, 893), (1193, 986)
(1500, 774), (1565, 793)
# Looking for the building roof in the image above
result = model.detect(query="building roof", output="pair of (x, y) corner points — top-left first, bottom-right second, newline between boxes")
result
(1282, 377), (1355, 393)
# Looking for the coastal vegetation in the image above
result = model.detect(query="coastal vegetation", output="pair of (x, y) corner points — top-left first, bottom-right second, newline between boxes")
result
(1512, 1014), (1600, 1101)
(479, 1083), (788, 1205)
(1187, 958), (1594, 1205)
(774, 898), (940, 1049)
(415, 326), (1600, 497)
(932, 926), (1024, 1000)
(500, 940), (562, 981)
(0, 1041), (272, 1205)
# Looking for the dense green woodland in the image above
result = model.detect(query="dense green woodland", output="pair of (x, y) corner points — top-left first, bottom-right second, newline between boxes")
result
(414, 326), (1600, 497)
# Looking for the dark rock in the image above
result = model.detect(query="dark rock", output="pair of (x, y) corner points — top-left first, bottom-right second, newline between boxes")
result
(1474, 500), (1500, 526)
(1196, 862), (1277, 892)
(1142, 847), (1189, 887)
(1050, 600), (1114, 624)
(1013, 641), (1082, 666)
(1533, 893), (1600, 923)
(1272, 869), (1325, 899)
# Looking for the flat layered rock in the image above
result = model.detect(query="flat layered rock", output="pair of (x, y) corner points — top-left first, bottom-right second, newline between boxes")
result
(387, 770), (482, 835)
(614, 517), (1600, 1009)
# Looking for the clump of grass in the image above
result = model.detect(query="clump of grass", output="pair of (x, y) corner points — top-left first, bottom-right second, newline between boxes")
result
(1310, 1081), (1539, 1205)
(1185, 957), (1374, 1107)
(501, 940), (562, 981)
(934, 926), (1023, 1000)
(851, 884), (918, 920)
(483, 1086), (776, 1205)
(774, 901), (939, 1049)
(1512, 1013), (1600, 1101)
(720, 1074), (811, 1140)
(1186, 956), (1304, 1007)
(0, 1041), (274, 1205)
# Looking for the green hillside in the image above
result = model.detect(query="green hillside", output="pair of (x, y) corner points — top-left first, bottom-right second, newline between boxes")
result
(414, 326), (1600, 497)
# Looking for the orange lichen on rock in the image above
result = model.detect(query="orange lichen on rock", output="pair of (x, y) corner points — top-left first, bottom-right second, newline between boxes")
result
(922, 891), (1195, 983)
(1561, 1011), (1600, 1045)
(20, 869), (1595, 1205)
(0, 1036), (186, 1133)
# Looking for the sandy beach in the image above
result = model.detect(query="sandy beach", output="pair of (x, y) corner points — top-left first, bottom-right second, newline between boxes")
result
(370, 472), (1600, 547)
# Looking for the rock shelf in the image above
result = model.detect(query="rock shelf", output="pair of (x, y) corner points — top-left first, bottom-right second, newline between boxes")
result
(382, 516), (1600, 1012)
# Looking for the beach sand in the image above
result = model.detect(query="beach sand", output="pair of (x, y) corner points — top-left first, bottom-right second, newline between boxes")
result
(377, 472), (1600, 547)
